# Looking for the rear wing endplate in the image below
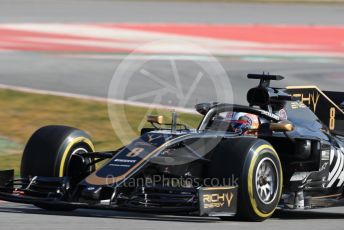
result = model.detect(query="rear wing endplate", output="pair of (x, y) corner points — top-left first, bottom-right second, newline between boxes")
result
(286, 86), (344, 135)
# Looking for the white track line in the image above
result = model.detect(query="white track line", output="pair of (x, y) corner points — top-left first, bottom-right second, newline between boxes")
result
(58, 53), (219, 61)
(0, 84), (196, 114)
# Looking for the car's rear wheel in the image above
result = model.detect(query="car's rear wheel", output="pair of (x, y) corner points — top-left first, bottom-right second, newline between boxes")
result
(21, 125), (95, 211)
(207, 138), (282, 222)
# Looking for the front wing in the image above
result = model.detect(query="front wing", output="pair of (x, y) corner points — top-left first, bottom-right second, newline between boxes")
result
(0, 170), (238, 216)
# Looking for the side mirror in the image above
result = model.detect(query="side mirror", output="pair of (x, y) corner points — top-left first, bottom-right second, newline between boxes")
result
(147, 115), (164, 125)
(270, 120), (294, 132)
(195, 102), (218, 115)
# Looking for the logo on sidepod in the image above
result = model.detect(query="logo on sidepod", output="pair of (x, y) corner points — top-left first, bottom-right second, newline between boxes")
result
(114, 159), (137, 163)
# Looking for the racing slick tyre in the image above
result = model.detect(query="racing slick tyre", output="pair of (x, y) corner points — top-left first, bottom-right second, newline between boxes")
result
(20, 125), (95, 211)
(207, 137), (283, 222)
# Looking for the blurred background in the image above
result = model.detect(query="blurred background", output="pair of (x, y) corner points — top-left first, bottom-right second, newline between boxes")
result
(1, 1), (344, 104)
(1, 1), (344, 229)
(0, 0), (343, 171)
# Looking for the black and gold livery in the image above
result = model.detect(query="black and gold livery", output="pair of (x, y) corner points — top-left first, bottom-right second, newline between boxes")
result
(0, 74), (343, 222)
(286, 86), (344, 135)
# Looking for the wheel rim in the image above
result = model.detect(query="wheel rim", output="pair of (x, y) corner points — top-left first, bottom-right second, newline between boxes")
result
(255, 157), (279, 205)
(67, 147), (92, 178)
(71, 147), (88, 156)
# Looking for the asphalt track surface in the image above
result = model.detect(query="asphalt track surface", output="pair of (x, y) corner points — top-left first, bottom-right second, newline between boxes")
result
(1, 1), (344, 229)
(1, 0), (344, 24)
(0, 201), (344, 230)
(0, 1), (344, 106)
(0, 52), (343, 106)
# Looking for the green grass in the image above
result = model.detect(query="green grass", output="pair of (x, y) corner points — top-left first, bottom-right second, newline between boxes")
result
(0, 89), (201, 176)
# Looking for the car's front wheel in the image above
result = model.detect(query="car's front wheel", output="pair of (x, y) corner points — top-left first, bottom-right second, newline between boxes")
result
(207, 138), (283, 221)
(20, 125), (95, 211)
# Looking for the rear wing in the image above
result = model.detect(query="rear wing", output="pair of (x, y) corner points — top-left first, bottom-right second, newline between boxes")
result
(286, 86), (344, 135)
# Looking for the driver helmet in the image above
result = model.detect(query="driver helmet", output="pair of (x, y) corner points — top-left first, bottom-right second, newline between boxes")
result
(225, 112), (259, 134)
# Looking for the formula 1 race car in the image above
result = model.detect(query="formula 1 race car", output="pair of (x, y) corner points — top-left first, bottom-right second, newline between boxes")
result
(0, 74), (344, 222)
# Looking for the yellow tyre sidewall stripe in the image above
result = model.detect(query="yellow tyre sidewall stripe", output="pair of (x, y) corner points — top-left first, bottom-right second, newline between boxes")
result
(58, 137), (95, 177)
(247, 144), (283, 218)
